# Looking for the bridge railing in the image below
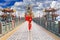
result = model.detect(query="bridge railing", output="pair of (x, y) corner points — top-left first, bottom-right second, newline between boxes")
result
(33, 17), (60, 37)
(0, 17), (25, 37)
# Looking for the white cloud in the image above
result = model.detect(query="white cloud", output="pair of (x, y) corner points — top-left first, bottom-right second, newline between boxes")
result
(50, 1), (57, 8)
(11, 1), (25, 11)
(11, 6), (16, 9)
(38, 3), (43, 9)
(23, 0), (32, 2)
(33, 11), (43, 17)
(33, 2), (43, 10)
(56, 3), (60, 9)
(0, 7), (3, 15)
(0, 7), (3, 9)
(37, 2), (43, 7)
(56, 16), (60, 21)
(0, 11), (4, 15)
(14, 2), (23, 6)
(44, 1), (52, 3)
(50, 1), (60, 9)
(11, 0), (58, 17)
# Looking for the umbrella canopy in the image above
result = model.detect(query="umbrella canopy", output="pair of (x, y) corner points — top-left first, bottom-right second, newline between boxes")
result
(51, 13), (59, 17)
(2, 8), (14, 13)
(43, 8), (57, 12)
(1, 14), (7, 18)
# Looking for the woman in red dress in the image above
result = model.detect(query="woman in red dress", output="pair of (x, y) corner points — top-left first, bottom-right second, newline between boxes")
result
(25, 14), (32, 31)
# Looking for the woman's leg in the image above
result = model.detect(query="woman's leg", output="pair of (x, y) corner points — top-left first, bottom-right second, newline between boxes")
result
(28, 21), (32, 31)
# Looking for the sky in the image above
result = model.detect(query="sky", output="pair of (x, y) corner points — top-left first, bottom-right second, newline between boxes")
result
(0, 0), (59, 8)
(0, 0), (60, 17)
(0, 0), (23, 8)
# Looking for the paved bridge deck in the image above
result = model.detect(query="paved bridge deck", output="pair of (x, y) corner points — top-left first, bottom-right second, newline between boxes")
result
(7, 21), (60, 40)
(0, 21), (60, 40)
